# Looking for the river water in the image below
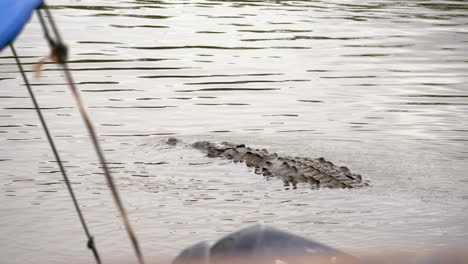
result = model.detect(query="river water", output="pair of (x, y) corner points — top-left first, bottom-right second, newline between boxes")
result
(1, 0), (467, 263)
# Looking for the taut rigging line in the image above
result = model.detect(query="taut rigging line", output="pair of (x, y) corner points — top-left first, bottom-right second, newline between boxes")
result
(10, 2), (146, 264)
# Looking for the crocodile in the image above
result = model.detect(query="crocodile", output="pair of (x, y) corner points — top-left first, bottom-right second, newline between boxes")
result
(167, 138), (369, 189)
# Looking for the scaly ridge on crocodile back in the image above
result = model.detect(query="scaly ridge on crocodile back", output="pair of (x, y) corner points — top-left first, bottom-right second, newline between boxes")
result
(176, 139), (368, 189)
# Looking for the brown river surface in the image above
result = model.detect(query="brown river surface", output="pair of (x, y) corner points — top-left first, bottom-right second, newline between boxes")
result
(1, 0), (468, 263)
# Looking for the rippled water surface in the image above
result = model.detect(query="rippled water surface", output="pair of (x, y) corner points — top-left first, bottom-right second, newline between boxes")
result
(1, 0), (468, 263)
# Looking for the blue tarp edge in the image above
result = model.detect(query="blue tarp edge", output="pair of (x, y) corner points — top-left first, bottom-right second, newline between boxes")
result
(0, 0), (44, 51)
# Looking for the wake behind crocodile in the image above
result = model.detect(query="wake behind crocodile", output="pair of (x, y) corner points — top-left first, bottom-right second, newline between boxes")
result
(167, 138), (369, 189)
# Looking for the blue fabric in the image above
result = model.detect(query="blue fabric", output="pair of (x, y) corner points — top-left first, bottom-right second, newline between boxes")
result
(0, 0), (43, 50)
